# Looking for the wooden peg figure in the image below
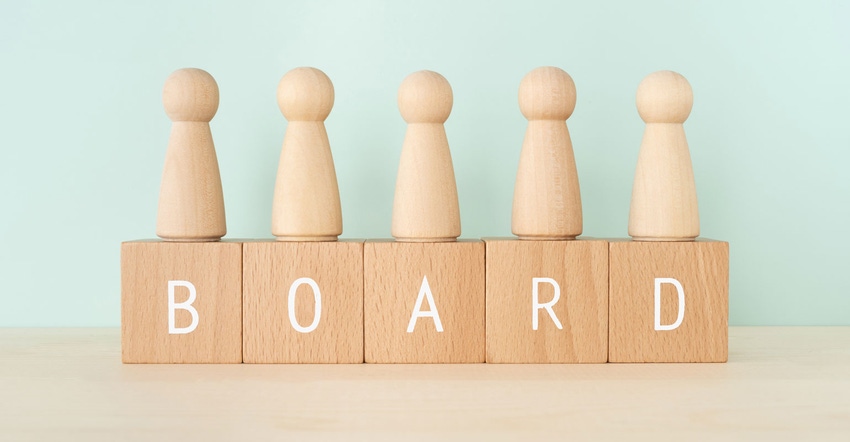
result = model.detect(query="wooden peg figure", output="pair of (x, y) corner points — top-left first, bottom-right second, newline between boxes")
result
(156, 68), (226, 241)
(272, 67), (342, 241)
(391, 70), (460, 242)
(512, 67), (582, 240)
(628, 71), (699, 241)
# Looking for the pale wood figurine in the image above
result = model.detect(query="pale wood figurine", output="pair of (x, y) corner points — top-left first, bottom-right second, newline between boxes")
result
(628, 70), (699, 241)
(156, 68), (226, 241)
(512, 66), (582, 240)
(272, 67), (342, 241)
(391, 70), (460, 242)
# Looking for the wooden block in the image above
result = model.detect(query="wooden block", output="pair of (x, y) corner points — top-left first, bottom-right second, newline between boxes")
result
(609, 239), (729, 363)
(484, 238), (608, 363)
(121, 240), (242, 363)
(242, 240), (364, 363)
(364, 240), (485, 363)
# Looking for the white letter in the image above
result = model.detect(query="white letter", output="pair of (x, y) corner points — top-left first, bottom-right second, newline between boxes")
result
(654, 277), (685, 331)
(407, 276), (443, 333)
(168, 280), (199, 335)
(288, 277), (321, 333)
(532, 277), (563, 330)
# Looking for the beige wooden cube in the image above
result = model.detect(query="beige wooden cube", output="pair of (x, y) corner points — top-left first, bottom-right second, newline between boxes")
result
(484, 238), (608, 363)
(364, 240), (485, 363)
(121, 240), (242, 363)
(609, 239), (729, 363)
(242, 240), (364, 363)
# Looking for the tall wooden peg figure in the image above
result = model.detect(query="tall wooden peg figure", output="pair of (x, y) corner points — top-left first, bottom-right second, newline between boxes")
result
(243, 67), (364, 364)
(512, 66), (582, 240)
(628, 70), (699, 241)
(485, 67), (608, 363)
(157, 68), (226, 241)
(272, 67), (343, 242)
(122, 68), (242, 363)
(609, 71), (729, 363)
(365, 71), (485, 363)
(391, 71), (460, 242)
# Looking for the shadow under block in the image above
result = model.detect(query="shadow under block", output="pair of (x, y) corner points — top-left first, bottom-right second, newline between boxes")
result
(121, 241), (242, 363)
(484, 238), (608, 363)
(609, 239), (729, 363)
(242, 240), (364, 363)
(364, 240), (485, 363)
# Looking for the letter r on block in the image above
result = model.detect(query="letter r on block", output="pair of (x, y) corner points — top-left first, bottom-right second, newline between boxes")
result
(654, 277), (685, 331)
(532, 277), (563, 331)
(168, 280), (199, 335)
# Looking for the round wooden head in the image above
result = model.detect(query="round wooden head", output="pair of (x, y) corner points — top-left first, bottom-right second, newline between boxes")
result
(162, 68), (219, 123)
(518, 66), (576, 121)
(636, 71), (693, 123)
(277, 67), (335, 122)
(398, 70), (453, 124)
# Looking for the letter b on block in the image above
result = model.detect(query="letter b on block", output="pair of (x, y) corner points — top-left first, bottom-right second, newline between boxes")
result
(168, 280), (199, 335)
(121, 241), (243, 364)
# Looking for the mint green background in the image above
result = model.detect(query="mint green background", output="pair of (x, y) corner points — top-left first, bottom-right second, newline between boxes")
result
(1, 1), (848, 326)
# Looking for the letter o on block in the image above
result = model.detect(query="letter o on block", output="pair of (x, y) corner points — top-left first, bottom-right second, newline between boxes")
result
(288, 277), (322, 333)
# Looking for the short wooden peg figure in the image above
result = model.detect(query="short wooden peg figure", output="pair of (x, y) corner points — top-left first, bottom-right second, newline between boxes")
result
(272, 67), (343, 241)
(156, 68), (226, 242)
(629, 70), (699, 241)
(392, 70), (460, 242)
(364, 70), (485, 364)
(242, 67), (363, 364)
(609, 70), (728, 363)
(512, 66), (582, 240)
(485, 67), (608, 364)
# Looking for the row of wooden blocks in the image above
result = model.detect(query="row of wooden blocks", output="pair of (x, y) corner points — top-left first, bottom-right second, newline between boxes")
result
(121, 238), (728, 364)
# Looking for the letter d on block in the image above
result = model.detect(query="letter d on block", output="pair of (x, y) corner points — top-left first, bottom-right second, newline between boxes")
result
(168, 280), (199, 335)
(654, 277), (685, 331)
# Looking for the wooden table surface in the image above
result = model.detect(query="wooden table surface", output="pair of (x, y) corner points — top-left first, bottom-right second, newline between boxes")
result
(1, 327), (848, 441)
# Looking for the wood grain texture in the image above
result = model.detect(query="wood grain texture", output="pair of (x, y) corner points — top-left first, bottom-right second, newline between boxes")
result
(391, 71), (460, 242)
(609, 239), (728, 362)
(512, 66), (582, 240)
(364, 240), (484, 363)
(242, 240), (363, 363)
(3, 328), (850, 440)
(120, 240), (242, 363)
(628, 70), (699, 241)
(156, 68), (226, 241)
(272, 67), (342, 241)
(485, 238), (607, 363)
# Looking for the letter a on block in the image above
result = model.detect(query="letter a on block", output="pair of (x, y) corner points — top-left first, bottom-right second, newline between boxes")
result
(407, 276), (444, 333)
(654, 277), (685, 331)
(168, 280), (199, 335)
(288, 277), (322, 333)
(532, 277), (563, 330)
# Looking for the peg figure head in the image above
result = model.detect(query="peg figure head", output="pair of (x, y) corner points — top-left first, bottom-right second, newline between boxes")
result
(277, 67), (335, 122)
(636, 71), (693, 124)
(398, 70), (453, 124)
(518, 66), (576, 121)
(162, 68), (219, 123)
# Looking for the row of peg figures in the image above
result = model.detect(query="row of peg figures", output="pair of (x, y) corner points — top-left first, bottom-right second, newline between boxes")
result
(158, 66), (699, 243)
